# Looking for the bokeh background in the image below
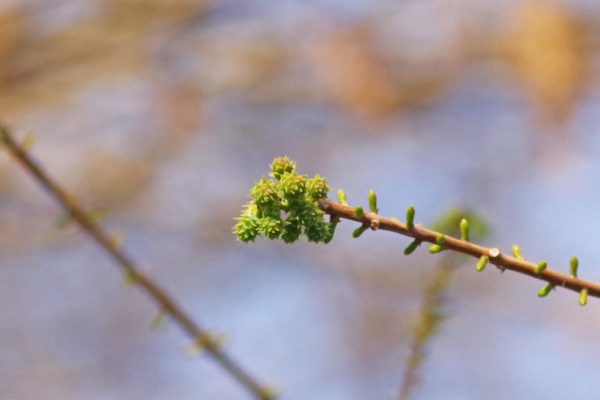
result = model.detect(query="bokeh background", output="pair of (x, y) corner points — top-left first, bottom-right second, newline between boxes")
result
(2, 0), (600, 399)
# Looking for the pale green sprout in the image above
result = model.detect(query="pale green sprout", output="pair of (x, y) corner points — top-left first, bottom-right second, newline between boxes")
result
(580, 289), (589, 306)
(460, 218), (469, 241)
(570, 256), (579, 277)
(476, 255), (489, 272)
(406, 205), (415, 230)
(535, 261), (547, 275)
(428, 234), (445, 254)
(352, 225), (368, 238)
(538, 283), (555, 298)
(428, 244), (443, 254)
(404, 239), (421, 255)
(511, 245), (524, 260)
(354, 206), (365, 220)
(337, 189), (348, 205)
(368, 190), (378, 214)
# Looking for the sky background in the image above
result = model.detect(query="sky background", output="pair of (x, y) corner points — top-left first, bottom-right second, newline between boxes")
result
(1, 0), (600, 399)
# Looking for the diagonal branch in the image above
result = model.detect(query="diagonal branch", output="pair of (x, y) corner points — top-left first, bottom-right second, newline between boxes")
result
(0, 126), (275, 400)
(319, 199), (600, 299)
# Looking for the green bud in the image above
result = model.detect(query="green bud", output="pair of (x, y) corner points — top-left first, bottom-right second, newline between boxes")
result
(306, 174), (330, 200)
(305, 220), (329, 243)
(281, 217), (302, 244)
(368, 190), (378, 214)
(337, 189), (348, 205)
(428, 244), (443, 254)
(570, 256), (579, 277)
(476, 255), (489, 272)
(354, 206), (365, 220)
(460, 218), (469, 241)
(511, 245), (524, 260)
(234, 214), (259, 242)
(352, 225), (368, 238)
(270, 156), (296, 180)
(404, 239), (421, 255)
(579, 289), (588, 306)
(279, 173), (306, 199)
(406, 205), (415, 230)
(259, 217), (283, 240)
(538, 283), (555, 298)
(436, 234), (446, 245)
(323, 219), (338, 244)
(535, 261), (547, 275)
(250, 178), (279, 206)
(293, 202), (319, 225)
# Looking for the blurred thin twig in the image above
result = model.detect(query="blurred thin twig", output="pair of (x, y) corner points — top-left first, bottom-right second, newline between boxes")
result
(399, 210), (488, 399)
(399, 260), (453, 400)
(0, 125), (275, 400)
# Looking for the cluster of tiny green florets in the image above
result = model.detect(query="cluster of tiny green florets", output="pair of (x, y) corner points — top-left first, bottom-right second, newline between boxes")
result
(234, 157), (335, 244)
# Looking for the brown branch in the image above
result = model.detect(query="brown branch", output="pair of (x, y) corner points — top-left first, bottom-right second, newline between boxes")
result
(0, 126), (275, 400)
(319, 199), (600, 299)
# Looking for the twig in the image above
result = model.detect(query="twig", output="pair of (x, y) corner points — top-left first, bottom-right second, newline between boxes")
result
(0, 126), (275, 400)
(399, 258), (455, 400)
(319, 199), (600, 298)
(399, 208), (487, 400)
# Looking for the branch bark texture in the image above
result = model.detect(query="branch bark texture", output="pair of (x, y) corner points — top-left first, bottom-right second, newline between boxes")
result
(319, 199), (600, 299)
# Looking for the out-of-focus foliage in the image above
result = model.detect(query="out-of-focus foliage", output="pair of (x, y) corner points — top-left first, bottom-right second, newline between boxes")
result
(400, 209), (489, 400)
(500, 1), (591, 123)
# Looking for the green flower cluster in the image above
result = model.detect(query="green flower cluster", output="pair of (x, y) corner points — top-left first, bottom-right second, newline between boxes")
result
(234, 157), (336, 244)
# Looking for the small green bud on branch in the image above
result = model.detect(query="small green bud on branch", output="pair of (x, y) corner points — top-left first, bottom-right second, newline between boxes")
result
(571, 256), (579, 277)
(476, 255), (489, 272)
(352, 225), (368, 238)
(404, 239), (421, 255)
(337, 189), (348, 205)
(368, 190), (378, 214)
(580, 289), (588, 306)
(538, 283), (555, 298)
(535, 261), (548, 275)
(511, 245), (524, 260)
(406, 205), (415, 230)
(428, 244), (443, 254)
(460, 218), (469, 242)
(354, 206), (365, 220)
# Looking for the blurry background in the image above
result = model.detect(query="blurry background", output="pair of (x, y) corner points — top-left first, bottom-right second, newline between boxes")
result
(1, 0), (600, 399)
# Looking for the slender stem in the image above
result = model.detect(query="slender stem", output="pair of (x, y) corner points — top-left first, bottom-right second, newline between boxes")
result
(319, 199), (600, 298)
(0, 127), (275, 400)
(399, 256), (456, 400)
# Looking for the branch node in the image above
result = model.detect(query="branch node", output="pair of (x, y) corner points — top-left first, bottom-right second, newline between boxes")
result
(488, 247), (501, 258)
(370, 219), (380, 230)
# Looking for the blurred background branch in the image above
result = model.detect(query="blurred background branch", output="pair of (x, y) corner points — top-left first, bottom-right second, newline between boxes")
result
(399, 209), (489, 400)
(0, 125), (275, 400)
